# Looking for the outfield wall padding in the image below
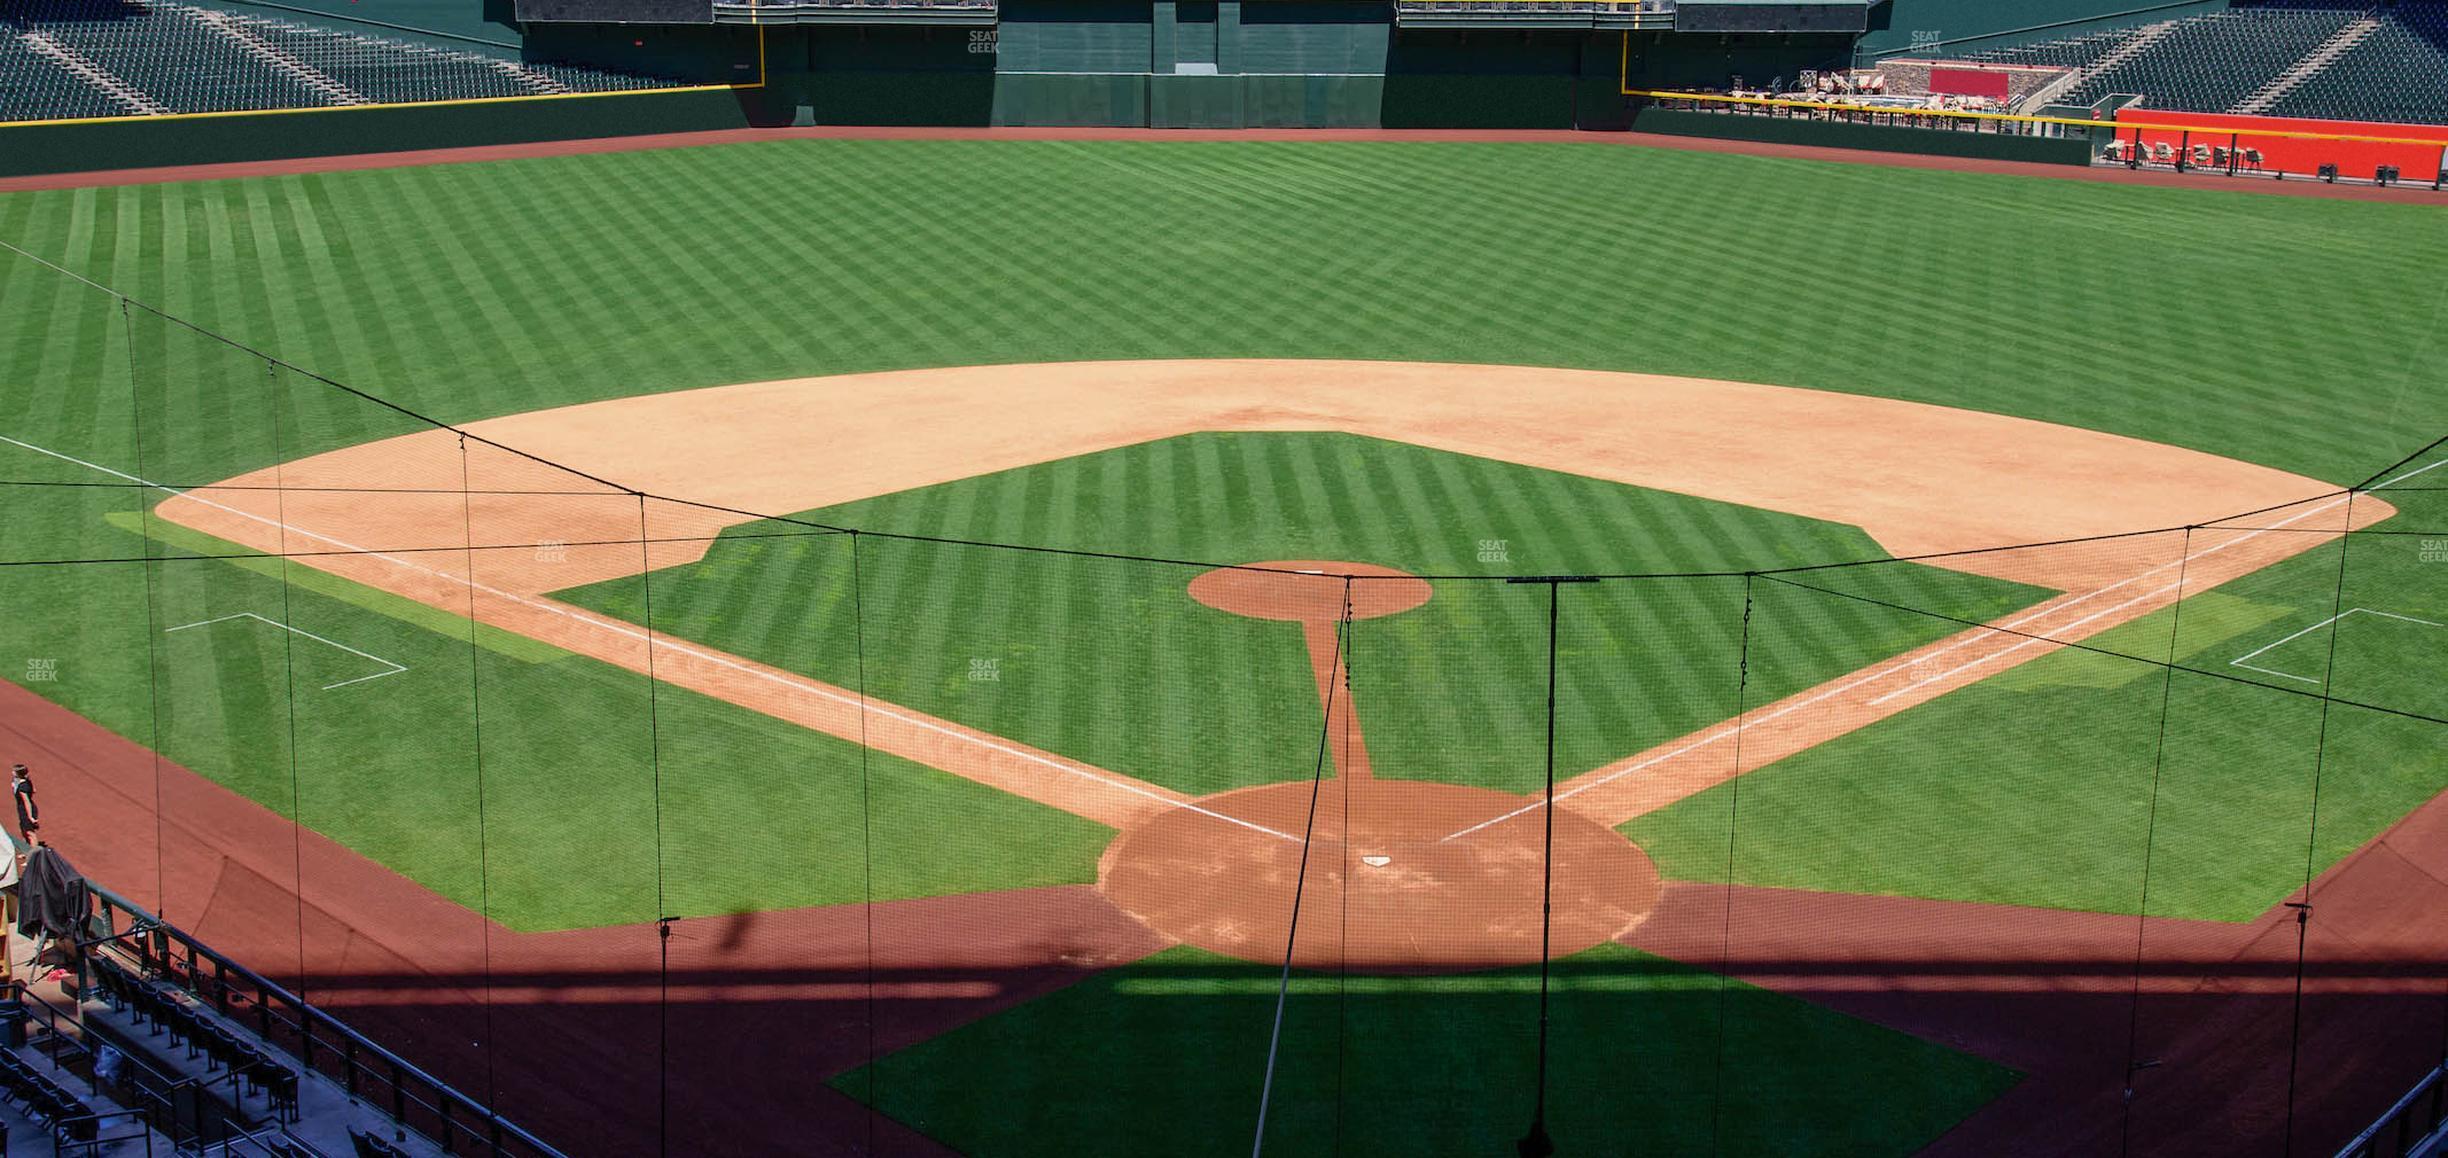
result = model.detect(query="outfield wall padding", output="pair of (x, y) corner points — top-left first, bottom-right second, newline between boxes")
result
(2112, 108), (2448, 182)
(1631, 106), (2096, 165)
(0, 87), (766, 179)
(991, 73), (1151, 125)
(987, 73), (1380, 127)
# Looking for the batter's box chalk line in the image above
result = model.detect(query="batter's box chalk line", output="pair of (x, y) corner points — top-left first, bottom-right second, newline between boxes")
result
(2229, 607), (2446, 685)
(164, 612), (409, 691)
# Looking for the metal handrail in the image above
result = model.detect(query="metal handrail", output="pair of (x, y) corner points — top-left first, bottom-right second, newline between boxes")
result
(2336, 1063), (2448, 1158)
(70, 872), (565, 1158)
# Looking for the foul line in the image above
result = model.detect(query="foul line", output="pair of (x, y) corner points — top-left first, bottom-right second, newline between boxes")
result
(2231, 608), (2447, 684)
(2, 434), (1300, 845)
(163, 611), (407, 690)
(1439, 468), (2438, 845)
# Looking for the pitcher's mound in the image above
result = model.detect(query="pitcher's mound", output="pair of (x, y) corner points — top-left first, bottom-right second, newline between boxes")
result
(1187, 560), (1432, 622)
(1098, 779), (1660, 973)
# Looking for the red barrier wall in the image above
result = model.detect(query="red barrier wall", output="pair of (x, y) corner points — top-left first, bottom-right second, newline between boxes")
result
(1930, 67), (2012, 100)
(2114, 108), (2448, 181)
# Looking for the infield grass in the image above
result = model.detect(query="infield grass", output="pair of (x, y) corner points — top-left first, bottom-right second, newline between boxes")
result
(553, 432), (2048, 797)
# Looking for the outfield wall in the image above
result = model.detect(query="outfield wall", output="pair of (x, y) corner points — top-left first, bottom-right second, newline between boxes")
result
(1629, 105), (2097, 164)
(2113, 108), (2448, 181)
(0, 87), (770, 180)
(0, 9), (1863, 165)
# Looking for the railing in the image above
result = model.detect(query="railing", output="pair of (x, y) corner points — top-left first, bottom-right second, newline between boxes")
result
(1398, 0), (1668, 13)
(2338, 1064), (2448, 1158)
(83, 882), (565, 1158)
(1395, 0), (1674, 27)
(55, 1108), (156, 1157)
(710, 0), (994, 23)
(1629, 89), (2448, 188)
(14, 980), (193, 1155)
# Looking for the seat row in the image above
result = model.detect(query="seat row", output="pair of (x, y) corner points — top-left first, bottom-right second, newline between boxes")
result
(351, 1126), (412, 1157)
(0, 1047), (98, 1146)
(88, 956), (300, 1123)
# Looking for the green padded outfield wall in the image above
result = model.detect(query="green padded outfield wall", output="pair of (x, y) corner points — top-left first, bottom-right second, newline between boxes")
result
(802, 26), (995, 126)
(988, 0), (1390, 127)
(0, 87), (767, 179)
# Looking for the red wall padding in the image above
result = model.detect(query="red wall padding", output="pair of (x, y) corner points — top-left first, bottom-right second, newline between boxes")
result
(2114, 108), (2448, 181)
(1929, 67), (2013, 100)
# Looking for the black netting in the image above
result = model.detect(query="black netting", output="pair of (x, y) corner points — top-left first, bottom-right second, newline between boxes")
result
(3, 242), (2443, 1157)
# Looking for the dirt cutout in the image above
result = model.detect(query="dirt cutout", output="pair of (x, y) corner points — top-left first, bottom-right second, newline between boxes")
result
(1144, 561), (1657, 970)
(155, 360), (2370, 840)
(149, 360), (2377, 968)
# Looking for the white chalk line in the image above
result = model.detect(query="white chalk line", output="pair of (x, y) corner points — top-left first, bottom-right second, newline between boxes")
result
(163, 611), (408, 690)
(1439, 474), (2417, 844)
(2231, 608), (2446, 684)
(2, 434), (1299, 845)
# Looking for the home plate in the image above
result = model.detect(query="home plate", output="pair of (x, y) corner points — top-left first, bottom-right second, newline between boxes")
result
(1361, 855), (1391, 867)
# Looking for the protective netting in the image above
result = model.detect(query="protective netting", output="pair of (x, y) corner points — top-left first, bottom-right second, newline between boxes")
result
(1, 245), (2444, 1158)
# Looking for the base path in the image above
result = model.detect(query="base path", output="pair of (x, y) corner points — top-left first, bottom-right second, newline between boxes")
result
(0, 678), (1168, 1157)
(1101, 778), (1661, 972)
(90, 359), (2400, 1153)
(148, 360), (2361, 842)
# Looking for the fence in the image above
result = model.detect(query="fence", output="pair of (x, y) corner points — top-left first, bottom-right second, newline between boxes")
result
(83, 885), (563, 1157)
(0, 237), (2443, 1157)
(2338, 1064), (2448, 1158)
(1630, 88), (2448, 185)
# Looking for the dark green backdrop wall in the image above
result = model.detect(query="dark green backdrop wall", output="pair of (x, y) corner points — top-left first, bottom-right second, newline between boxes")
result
(1858, 0), (2231, 60)
(0, 87), (768, 179)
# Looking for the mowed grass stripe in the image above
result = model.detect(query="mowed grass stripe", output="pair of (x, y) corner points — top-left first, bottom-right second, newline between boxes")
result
(557, 434), (2042, 798)
(13, 141), (2442, 483)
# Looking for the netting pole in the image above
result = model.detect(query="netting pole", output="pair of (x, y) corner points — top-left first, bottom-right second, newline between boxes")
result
(1709, 573), (1756, 1154)
(121, 296), (171, 919)
(2285, 491), (2361, 1156)
(2119, 526), (2194, 1154)
(1511, 574), (1591, 1158)
(1332, 579), (1354, 1157)
(456, 433), (501, 1118)
(1250, 577), (1353, 1158)
(851, 530), (878, 1158)
(263, 361), (311, 998)
(636, 492), (672, 1157)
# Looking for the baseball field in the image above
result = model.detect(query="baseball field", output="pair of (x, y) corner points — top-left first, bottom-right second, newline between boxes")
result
(2, 135), (2445, 1156)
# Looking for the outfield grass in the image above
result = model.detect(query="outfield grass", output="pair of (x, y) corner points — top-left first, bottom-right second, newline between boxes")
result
(1, 140), (2442, 491)
(834, 943), (2019, 1157)
(3, 136), (2441, 1156)
(554, 432), (2046, 796)
(1627, 471), (2448, 920)
(1, 143), (2442, 933)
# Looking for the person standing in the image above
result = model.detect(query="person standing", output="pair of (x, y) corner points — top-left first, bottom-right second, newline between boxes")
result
(10, 764), (35, 841)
